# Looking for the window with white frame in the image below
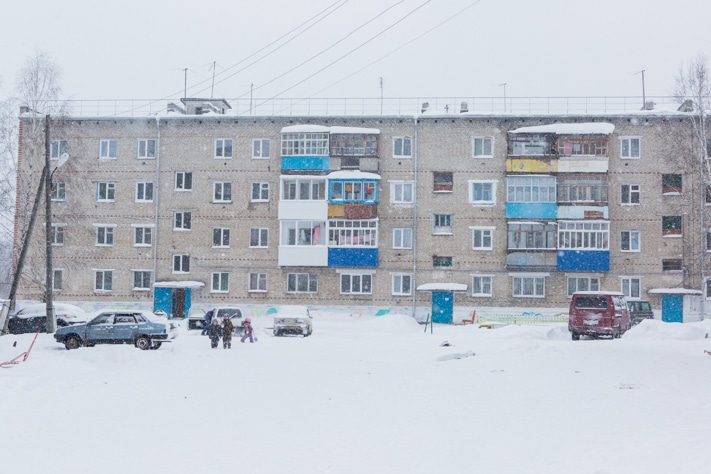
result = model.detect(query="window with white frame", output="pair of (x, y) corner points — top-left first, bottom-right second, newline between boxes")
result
(173, 254), (190, 273)
(282, 178), (326, 200)
(281, 132), (329, 156)
(393, 228), (413, 249)
(51, 180), (66, 201)
(469, 181), (496, 205)
(620, 137), (640, 159)
(134, 226), (152, 246)
(94, 270), (113, 291)
(280, 221), (326, 246)
(50, 140), (68, 160)
(133, 271), (151, 291)
(96, 182), (115, 202)
(506, 176), (555, 203)
(567, 276), (600, 297)
(328, 220), (377, 246)
(252, 138), (270, 159)
(558, 221), (609, 250)
(433, 214), (452, 234)
(287, 273), (318, 293)
(214, 138), (233, 158)
(391, 181), (414, 204)
(137, 139), (156, 159)
(472, 275), (493, 296)
(174, 211), (192, 230)
(211, 272), (229, 293)
(621, 277), (641, 299)
(620, 230), (640, 252)
(249, 272), (267, 292)
(472, 137), (493, 157)
(251, 182), (269, 202)
(391, 273), (412, 296)
(340, 273), (372, 294)
(250, 228), (269, 247)
(213, 227), (230, 248)
(512, 275), (546, 298)
(98, 139), (117, 159)
(53, 269), (63, 291)
(508, 222), (556, 249)
(135, 182), (153, 202)
(393, 137), (412, 158)
(95, 225), (114, 246)
(51, 224), (65, 245)
(175, 172), (192, 191)
(213, 182), (232, 202)
(621, 184), (640, 204)
(471, 227), (493, 250)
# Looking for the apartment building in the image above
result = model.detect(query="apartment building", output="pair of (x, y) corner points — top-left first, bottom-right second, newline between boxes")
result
(14, 99), (710, 317)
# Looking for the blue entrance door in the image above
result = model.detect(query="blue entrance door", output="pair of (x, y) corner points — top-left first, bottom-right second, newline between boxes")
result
(661, 295), (683, 323)
(432, 291), (453, 324)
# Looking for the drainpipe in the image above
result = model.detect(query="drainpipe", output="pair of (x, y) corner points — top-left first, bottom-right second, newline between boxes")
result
(411, 117), (419, 320)
(153, 117), (161, 297)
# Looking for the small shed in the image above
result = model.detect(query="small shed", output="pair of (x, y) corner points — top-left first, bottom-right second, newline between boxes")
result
(416, 283), (468, 324)
(648, 288), (704, 323)
(153, 281), (204, 319)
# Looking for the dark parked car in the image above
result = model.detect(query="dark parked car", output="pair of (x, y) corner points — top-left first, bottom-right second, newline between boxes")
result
(627, 300), (654, 325)
(54, 310), (179, 350)
(8, 303), (89, 334)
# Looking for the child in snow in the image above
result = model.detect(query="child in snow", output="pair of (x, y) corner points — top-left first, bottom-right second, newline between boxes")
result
(222, 316), (234, 349)
(201, 311), (213, 336)
(206, 318), (222, 349)
(240, 317), (254, 343)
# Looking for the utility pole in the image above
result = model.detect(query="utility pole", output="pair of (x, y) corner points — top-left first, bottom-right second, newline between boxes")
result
(499, 83), (507, 113)
(183, 68), (188, 101)
(635, 70), (646, 109)
(210, 61), (216, 99)
(44, 115), (56, 333)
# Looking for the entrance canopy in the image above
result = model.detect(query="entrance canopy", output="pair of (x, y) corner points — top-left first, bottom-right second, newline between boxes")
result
(153, 281), (205, 289)
(417, 283), (468, 292)
(648, 288), (701, 295)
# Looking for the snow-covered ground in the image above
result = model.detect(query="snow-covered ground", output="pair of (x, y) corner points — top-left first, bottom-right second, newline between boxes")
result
(2, 313), (711, 474)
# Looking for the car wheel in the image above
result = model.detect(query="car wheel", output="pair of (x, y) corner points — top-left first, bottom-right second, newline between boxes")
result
(65, 335), (82, 350)
(135, 336), (151, 350)
(273, 329), (279, 337)
(571, 332), (580, 341)
(149, 342), (162, 350)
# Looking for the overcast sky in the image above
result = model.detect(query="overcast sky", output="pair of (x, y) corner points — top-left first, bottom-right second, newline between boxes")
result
(2, 0), (710, 103)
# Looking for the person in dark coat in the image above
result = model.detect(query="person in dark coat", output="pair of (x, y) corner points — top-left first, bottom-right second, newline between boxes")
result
(206, 319), (222, 349)
(240, 317), (254, 343)
(201, 311), (214, 336)
(222, 316), (234, 349)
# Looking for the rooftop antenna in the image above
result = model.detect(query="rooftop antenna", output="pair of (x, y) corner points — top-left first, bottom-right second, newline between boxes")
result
(210, 61), (216, 99)
(499, 83), (507, 113)
(183, 68), (188, 100)
(634, 70), (646, 109)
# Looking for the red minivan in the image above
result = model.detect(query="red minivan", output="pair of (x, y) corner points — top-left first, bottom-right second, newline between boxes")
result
(568, 291), (631, 340)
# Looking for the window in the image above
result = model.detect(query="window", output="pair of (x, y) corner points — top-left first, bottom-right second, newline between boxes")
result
(287, 273), (318, 293)
(51, 224), (65, 245)
(433, 214), (452, 235)
(213, 182), (232, 203)
(249, 272), (267, 292)
(133, 271), (151, 291)
(134, 226), (152, 246)
(662, 174), (682, 194)
(706, 185), (711, 204)
(557, 175), (607, 203)
(558, 221), (609, 250)
(620, 230), (640, 252)
(472, 137), (493, 157)
(470, 181), (497, 205)
(509, 134), (553, 156)
(472, 275), (493, 297)
(251, 182), (269, 202)
(393, 137), (412, 158)
(99, 139), (117, 159)
(173, 254), (190, 273)
(662, 216), (682, 237)
(340, 273), (372, 294)
(392, 274), (412, 296)
(620, 137), (640, 159)
(282, 178), (325, 200)
(95, 226), (114, 246)
(281, 221), (326, 246)
(707, 230), (711, 251)
(393, 228), (413, 249)
(506, 176), (555, 203)
(706, 279), (711, 299)
(328, 220), (377, 246)
(391, 181), (414, 204)
(137, 139), (156, 159)
(50, 140), (68, 160)
(471, 227), (493, 250)
(433, 256), (452, 267)
(330, 133), (378, 157)
(53, 269), (63, 291)
(433, 172), (453, 192)
(621, 184), (640, 205)
(213, 228), (230, 248)
(214, 138), (233, 158)
(135, 182), (153, 202)
(567, 277), (600, 297)
(557, 135), (608, 156)
(330, 181), (372, 202)
(94, 270), (113, 291)
(51, 180), (66, 201)
(662, 259), (682, 271)
(211, 272), (229, 293)
(621, 277), (641, 299)
(96, 182), (115, 202)
(512, 275), (545, 298)
(508, 223), (556, 249)
(175, 172), (193, 191)
(281, 132), (329, 156)
(250, 228), (269, 248)
(174, 211), (192, 230)
(252, 138), (270, 159)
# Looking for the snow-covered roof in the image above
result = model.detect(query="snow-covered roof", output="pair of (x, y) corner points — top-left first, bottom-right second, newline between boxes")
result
(153, 281), (205, 288)
(329, 126), (380, 135)
(509, 123), (615, 135)
(280, 125), (381, 134)
(416, 283), (468, 292)
(327, 170), (381, 180)
(280, 125), (330, 133)
(648, 288), (703, 295)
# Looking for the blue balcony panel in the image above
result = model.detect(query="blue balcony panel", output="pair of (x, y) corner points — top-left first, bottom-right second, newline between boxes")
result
(557, 250), (610, 271)
(328, 248), (378, 267)
(506, 202), (557, 220)
(281, 156), (329, 171)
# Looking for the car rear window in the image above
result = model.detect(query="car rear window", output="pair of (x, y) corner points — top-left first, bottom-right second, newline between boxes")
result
(574, 296), (608, 309)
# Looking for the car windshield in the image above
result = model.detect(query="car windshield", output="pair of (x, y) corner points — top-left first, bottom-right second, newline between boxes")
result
(217, 309), (241, 318)
(574, 297), (608, 309)
(90, 314), (114, 324)
(632, 302), (652, 311)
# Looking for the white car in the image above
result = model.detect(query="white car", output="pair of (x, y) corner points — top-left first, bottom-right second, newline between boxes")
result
(8, 303), (89, 334)
(273, 305), (313, 337)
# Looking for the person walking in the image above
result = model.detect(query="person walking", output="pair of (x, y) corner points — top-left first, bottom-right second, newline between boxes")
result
(201, 311), (214, 336)
(240, 317), (254, 343)
(222, 316), (234, 349)
(206, 318), (222, 349)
